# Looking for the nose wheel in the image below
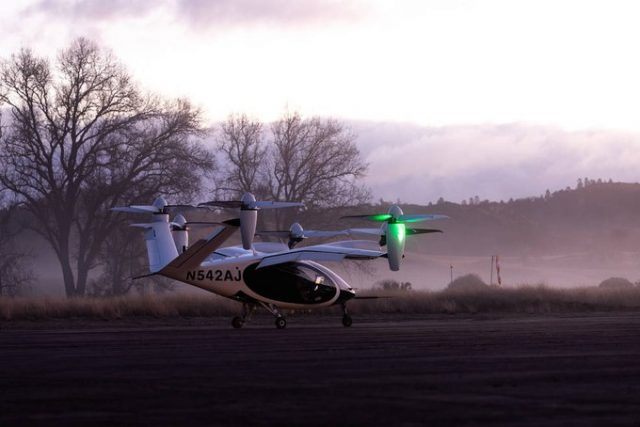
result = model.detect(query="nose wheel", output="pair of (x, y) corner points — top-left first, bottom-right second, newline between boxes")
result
(231, 303), (256, 329)
(232, 316), (244, 329)
(275, 316), (287, 329)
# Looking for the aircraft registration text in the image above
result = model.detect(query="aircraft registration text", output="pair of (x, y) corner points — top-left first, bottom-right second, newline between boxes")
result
(186, 268), (242, 282)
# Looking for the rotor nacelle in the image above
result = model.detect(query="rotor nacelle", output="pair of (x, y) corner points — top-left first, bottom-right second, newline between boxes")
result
(199, 192), (304, 250)
(342, 204), (447, 271)
(170, 214), (189, 254)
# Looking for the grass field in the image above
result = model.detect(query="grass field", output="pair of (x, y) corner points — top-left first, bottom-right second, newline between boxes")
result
(3, 285), (640, 321)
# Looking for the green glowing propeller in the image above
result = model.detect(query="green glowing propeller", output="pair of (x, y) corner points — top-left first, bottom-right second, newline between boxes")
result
(341, 213), (448, 223)
(341, 205), (448, 271)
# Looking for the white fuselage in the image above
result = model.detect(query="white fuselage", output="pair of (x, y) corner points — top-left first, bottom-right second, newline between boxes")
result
(167, 250), (355, 310)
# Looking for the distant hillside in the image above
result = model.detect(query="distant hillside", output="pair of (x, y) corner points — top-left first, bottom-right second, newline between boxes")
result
(396, 181), (640, 257)
(308, 181), (639, 259)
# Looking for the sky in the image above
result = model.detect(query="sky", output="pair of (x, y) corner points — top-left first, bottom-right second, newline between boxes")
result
(2, 0), (640, 203)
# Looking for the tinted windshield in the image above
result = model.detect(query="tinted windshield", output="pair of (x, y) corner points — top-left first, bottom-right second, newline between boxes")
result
(243, 262), (337, 304)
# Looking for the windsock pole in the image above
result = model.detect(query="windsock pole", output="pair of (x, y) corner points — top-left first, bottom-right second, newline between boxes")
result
(450, 263), (453, 284)
(490, 255), (494, 286)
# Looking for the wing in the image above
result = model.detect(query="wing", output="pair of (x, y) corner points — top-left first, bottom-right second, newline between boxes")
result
(256, 243), (385, 269)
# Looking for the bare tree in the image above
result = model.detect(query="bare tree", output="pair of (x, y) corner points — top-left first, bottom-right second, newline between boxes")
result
(216, 111), (369, 228)
(269, 111), (368, 206)
(269, 111), (369, 226)
(0, 202), (34, 297)
(89, 219), (147, 296)
(216, 113), (268, 198)
(0, 38), (213, 297)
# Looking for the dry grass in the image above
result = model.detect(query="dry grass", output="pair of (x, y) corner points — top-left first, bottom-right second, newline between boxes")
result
(3, 285), (640, 321)
(0, 294), (239, 321)
(351, 285), (640, 314)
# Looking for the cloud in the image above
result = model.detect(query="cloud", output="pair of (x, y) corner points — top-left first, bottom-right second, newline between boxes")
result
(352, 122), (640, 204)
(21, 0), (366, 28)
(11, 0), (162, 50)
(174, 0), (366, 29)
(20, 0), (158, 22)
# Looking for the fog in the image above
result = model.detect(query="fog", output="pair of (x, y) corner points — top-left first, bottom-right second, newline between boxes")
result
(26, 180), (640, 296)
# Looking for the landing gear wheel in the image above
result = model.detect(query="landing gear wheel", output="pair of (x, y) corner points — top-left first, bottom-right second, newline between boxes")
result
(342, 314), (353, 327)
(275, 317), (287, 329)
(232, 316), (245, 329)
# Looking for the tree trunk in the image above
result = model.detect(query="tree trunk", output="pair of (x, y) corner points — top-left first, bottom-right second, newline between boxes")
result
(76, 262), (89, 297)
(59, 252), (77, 297)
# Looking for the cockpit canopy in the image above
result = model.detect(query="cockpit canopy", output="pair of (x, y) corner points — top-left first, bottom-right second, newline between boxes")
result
(243, 262), (338, 305)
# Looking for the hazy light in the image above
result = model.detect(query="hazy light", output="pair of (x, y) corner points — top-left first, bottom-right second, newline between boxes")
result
(1, 1), (639, 131)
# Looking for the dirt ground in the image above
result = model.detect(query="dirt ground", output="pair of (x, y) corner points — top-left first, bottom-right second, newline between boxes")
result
(2, 313), (640, 426)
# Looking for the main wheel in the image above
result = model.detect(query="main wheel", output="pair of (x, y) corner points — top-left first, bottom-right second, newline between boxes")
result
(275, 317), (287, 329)
(342, 314), (353, 327)
(232, 316), (244, 329)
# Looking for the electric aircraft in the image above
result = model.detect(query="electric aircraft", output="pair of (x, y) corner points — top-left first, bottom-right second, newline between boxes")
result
(114, 196), (446, 328)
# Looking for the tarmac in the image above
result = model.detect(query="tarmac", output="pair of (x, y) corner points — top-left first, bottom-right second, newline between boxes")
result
(2, 313), (640, 426)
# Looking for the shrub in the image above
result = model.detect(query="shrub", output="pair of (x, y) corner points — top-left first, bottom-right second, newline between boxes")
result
(376, 280), (412, 291)
(598, 277), (634, 289)
(447, 274), (488, 291)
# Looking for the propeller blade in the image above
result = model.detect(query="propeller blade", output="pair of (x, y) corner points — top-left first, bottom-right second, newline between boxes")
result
(198, 200), (244, 209)
(398, 214), (449, 223)
(406, 228), (442, 235)
(111, 206), (158, 214)
(341, 214), (393, 222)
(254, 201), (304, 209)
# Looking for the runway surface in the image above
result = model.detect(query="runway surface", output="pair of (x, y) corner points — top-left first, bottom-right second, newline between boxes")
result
(2, 313), (640, 426)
